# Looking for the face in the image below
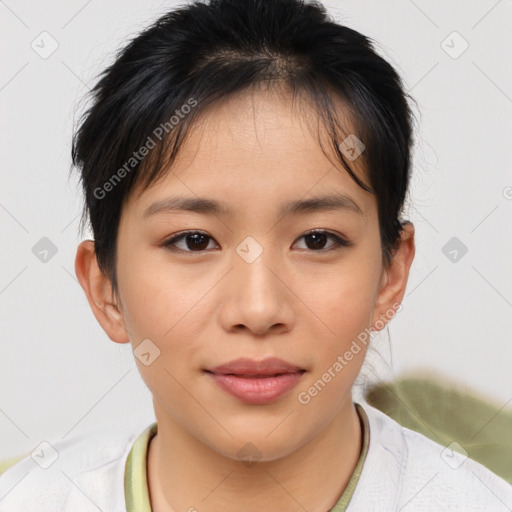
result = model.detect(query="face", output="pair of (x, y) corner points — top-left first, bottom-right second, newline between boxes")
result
(83, 88), (408, 461)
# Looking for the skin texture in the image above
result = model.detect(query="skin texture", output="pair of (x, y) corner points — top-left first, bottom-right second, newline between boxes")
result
(75, 87), (415, 512)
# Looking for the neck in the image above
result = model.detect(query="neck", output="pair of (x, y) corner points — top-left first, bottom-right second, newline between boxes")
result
(147, 397), (362, 512)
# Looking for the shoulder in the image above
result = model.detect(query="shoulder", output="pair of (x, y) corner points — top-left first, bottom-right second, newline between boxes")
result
(350, 402), (512, 512)
(0, 423), (146, 511)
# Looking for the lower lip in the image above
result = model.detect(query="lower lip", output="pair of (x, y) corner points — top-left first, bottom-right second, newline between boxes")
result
(207, 372), (304, 405)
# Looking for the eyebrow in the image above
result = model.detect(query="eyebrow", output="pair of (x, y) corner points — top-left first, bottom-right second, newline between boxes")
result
(143, 193), (364, 219)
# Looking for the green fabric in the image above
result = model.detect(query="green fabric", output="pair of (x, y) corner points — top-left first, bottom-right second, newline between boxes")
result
(124, 403), (370, 512)
(364, 376), (512, 484)
(124, 421), (157, 511)
(329, 403), (370, 511)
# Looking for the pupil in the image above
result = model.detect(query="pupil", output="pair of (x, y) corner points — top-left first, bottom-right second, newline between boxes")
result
(188, 234), (209, 250)
(307, 233), (326, 250)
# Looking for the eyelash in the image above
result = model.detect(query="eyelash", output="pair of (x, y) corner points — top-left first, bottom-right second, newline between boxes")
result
(162, 230), (352, 254)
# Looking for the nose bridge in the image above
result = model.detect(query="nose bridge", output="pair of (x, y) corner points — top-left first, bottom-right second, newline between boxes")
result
(234, 234), (280, 300)
(221, 234), (292, 333)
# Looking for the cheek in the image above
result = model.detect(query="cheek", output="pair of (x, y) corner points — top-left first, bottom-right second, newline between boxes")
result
(295, 276), (374, 413)
(118, 264), (208, 408)
(118, 247), (210, 339)
(309, 282), (373, 384)
(298, 242), (382, 390)
(320, 276), (376, 330)
(303, 252), (381, 339)
(117, 253), (222, 401)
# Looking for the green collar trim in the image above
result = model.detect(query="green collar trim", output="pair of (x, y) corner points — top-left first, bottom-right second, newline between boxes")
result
(124, 421), (157, 512)
(330, 403), (370, 511)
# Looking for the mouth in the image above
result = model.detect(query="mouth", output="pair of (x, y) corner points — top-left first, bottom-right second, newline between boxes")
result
(205, 372), (306, 378)
(204, 357), (307, 405)
(206, 356), (306, 376)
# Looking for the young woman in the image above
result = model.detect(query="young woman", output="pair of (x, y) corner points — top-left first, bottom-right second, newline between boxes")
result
(1, 0), (510, 510)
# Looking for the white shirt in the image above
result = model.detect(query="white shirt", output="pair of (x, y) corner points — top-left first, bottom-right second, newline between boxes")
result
(1, 402), (511, 511)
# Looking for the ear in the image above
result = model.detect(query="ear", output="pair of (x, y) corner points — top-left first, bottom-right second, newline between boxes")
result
(74, 240), (131, 344)
(371, 222), (415, 331)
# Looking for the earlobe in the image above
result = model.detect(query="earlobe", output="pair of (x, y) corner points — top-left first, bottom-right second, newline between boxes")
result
(372, 222), (415, 331)
(74, 240), (131, 344)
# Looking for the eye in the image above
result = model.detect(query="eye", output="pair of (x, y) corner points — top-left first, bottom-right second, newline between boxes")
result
(162, 229), (352, 254)
(293, 230), (352, 252)
(162, 231), (218, 252)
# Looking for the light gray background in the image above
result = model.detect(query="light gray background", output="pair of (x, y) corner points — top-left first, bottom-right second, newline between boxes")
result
(1, 0), (511, 459)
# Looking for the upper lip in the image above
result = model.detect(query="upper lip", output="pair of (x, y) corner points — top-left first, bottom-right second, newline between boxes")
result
(207, 357), (306, 376)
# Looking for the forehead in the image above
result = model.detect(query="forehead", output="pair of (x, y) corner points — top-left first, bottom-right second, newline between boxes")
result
(126, 88), (373, 220)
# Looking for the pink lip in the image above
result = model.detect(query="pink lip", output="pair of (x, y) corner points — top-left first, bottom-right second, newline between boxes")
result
(206, 357), (306, 405)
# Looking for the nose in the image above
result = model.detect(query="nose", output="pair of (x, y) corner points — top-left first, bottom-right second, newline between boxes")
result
(218, 244), (295, 337)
